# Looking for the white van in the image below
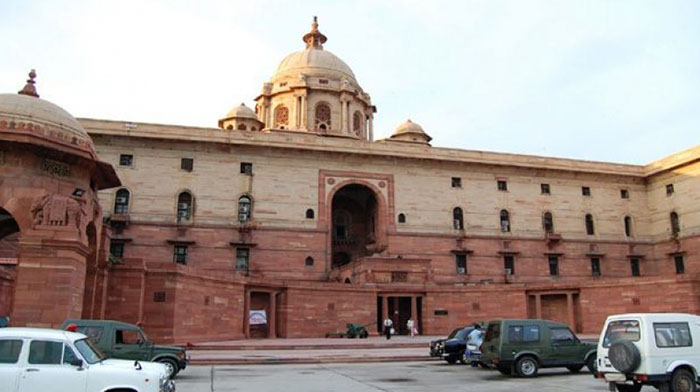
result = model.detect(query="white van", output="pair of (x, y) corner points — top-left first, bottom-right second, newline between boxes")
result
(597, 313), (700, 392)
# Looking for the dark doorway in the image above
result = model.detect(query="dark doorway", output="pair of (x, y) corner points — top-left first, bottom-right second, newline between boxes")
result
(0, 207), (20, 260)
(380, 296), (420, 335)
(249, 292), (270, 338)
(331, 184), (378, 268)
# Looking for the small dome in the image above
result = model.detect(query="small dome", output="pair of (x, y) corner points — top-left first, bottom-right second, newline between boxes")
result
(389, 119), (432, 145)
(224, 103), (257, 120)
(0, 72), (96, 157)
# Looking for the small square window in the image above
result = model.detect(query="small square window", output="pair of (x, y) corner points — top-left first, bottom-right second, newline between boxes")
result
(109, 242), (124, 259)
(119, 154), (133, 167)
(674, 255), (685, 274)
(631, 258), (640, 277)
(456, 254), (467, 275)
(181, 158), (193, 172)
(582, 186), (591, 196)
(621, 189), (629, 199)
(548, 256), (559, 276)
(236, 248), (250, 272)
(591, 257), (601, 277)
(173, 245), (188, 265)
(504, 255), (515, 275)
(240, 162), (253, 175)
(666, 184), (674, 196)
(305, 256), (314, 266)
(153, 292), (166, 303)
(540, 184), (550, 195)
(497, 180), (508, 191)
(451, 177), (462, 188)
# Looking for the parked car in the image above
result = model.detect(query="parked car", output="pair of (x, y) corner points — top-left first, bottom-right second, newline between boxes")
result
(61, 319), (188, 378)
(597, 313), (700, 392)
(430, 326), (474, 364)
(0, 327), (174, 392)
(480, 318), (597, 377)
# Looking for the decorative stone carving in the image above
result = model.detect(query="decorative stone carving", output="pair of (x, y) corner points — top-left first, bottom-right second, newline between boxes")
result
(40, 158), (71, 177)
(30, 193), (86, 233)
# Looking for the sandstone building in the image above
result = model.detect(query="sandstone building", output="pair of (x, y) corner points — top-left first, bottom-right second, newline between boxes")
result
(1, 19), (699, 343)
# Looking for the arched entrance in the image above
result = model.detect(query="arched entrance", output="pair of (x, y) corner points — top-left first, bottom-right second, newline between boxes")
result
(0, 207), (20, 317)
(331, 184), (379, 268)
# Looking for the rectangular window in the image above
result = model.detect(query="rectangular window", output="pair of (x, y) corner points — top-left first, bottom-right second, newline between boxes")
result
(504, 255), (514, 275)
(675, 255), (685, 274)
(181, 158), (194, 172)
(451, 177), (462, 188)
(540, 183), (550, 194)
(621, 189), (629, 199)
(0, 339), (23, 364)
(630, 258), (640, 277)
(455, 254), (467, 275)
(236, 248), (250, 272)
(119, 154), (133, 167)
(109, 242), (124, 258)
(582, 186), (591, 196)
(654, 323), (692, 348)
(591, 257), (601, 277)
(240, 162), (253, 175)
(548, 256), (559, 276)
(497, 180), (508, 191)
(666, 184), (674, 196)
(603, 320), (640, 348)
(508, 325), (540, 342)
(173, 245), (188, 265)
(550, 328), (576, 342)
(28, 340), (63, 364)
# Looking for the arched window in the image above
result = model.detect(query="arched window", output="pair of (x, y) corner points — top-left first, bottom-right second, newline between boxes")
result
(306, 209), (315, 219)
(114, 188), (130, 214)
(237, 124), (247, 131)
(315, 102), (331, 131)
(543, 211), (554, 233)
(344, 278), (352, 284)
(333, 210), (351, 239)
(585, 214), (595, 235)
(177, 192), (193, 221)
(226, 124), (233, 130)
(251, 126), (257, 131)
(398, 213), (406, 223)
(453, 207), (464, 230)
(274, 105), (289, 129)
(352, 111), (362, 135)
(238, 196), (252, 222)
(305, 256), (314, 266)
(500, 209), (510, 232)
(624, 216), (633, 237)
(670, 212), (680, 236)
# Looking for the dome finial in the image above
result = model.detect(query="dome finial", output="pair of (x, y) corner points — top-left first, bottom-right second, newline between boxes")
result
(18, 69), (40, 98)
(303, 16), (327, 50)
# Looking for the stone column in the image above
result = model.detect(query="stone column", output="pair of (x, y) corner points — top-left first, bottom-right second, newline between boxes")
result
(243, 289), (250, 338)
(411, 296), (418, 326)
(268, 292), (277, 338)
(368, 114), (374, 141)
(382, 295), (388, 322)
(340, 99), (347, 133)
(535, 294), (542, 319)
(301, 95), (308, 130)
(566, 293), (576, 331)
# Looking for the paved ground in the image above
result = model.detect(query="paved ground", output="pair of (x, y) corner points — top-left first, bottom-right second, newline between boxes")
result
(175, 361), (636, 392)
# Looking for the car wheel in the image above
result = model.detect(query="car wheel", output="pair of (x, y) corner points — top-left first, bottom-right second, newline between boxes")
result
(586, 355), (597, 373)
(671, 368), (696, 392)
(566, 365), (584, 373)
(497, 366), (512, 376)
(445, 356), (457, 364)
(609, 341), (641, 374)
(478, 362), (490, 369)
(157, 358), (179, 379)
(515, 356), (539, 377)
(615, 383), (642, 392)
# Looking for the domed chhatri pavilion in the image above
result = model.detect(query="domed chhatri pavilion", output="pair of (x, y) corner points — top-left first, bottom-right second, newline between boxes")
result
(1, 19), (699, 343)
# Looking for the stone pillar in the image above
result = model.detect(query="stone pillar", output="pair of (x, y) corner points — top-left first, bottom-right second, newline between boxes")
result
(243, 289), (250, 338)
(340, 99), (347, 133)
(268, 292), (277, 338)
(382, 295), (388, 322)
(535, 294), (542, 319)
(411, 296), (418, 326)
(566, 293), (576, 331)
(368, 114), (374, 141)
(301, 96), (308, 130)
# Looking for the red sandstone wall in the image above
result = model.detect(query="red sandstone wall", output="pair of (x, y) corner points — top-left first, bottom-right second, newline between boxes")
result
(0, 267), (14, 317)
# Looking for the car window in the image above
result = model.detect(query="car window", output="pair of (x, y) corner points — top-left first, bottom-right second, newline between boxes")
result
(551, 328), (576, 342)
(485, 323), (500, 341)
(509, 325), (540, 342)
(77, 326), (104, 343)
(28, 340), (63, 365)
(115, 329), (141, 344)
(603, 320), (640, 348)
(74, 338), (105, 364)
(447, 328), (461, 339)
(455, 328), (471, 340)
(654, 323), (692, 348)
(0, 339), (23, 364)
(62, 344), (79, 365)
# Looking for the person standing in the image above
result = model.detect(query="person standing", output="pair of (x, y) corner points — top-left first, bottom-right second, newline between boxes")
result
(407, 318), (415, 337)
(383, 317), (393, 340)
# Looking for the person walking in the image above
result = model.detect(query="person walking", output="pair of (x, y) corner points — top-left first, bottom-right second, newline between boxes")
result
(383, 317), (393, 340)
(407, 318), (415, 337)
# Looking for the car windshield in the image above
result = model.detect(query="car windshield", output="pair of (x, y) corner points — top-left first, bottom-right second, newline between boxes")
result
(447, 328), (462, 339)
(74, 338), (105, 364)
(484, 322), (500, 342)
(603, 320), (640, 348)
(454, 328), (472, 341)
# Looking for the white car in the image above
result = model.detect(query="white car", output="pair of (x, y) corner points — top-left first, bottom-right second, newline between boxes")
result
(0, 327), (175, 392)
(597, 313), (700, 392)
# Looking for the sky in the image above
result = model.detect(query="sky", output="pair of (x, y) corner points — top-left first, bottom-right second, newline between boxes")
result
(1, 0), (699, 164)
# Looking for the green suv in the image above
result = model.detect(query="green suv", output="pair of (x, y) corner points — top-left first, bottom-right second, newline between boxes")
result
(480, 319), (597, 377)
(61, 319), (188, 378)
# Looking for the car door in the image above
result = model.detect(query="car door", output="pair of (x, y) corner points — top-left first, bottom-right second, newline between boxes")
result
(549, 327), (581, 365)
(17, 339), (87, 392)
(113, 328), (149, 360)
(0, 338), (24, 392)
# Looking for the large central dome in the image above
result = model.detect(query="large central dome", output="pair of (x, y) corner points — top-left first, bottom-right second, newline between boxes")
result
(273, 48), (356, 83)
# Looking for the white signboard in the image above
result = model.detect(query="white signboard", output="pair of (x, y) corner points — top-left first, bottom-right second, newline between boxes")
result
(249, 310), (267, 325)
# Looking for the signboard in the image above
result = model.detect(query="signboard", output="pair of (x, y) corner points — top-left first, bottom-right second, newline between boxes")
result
(249, 310), (267, 325)
(0, 258), (17, 265)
